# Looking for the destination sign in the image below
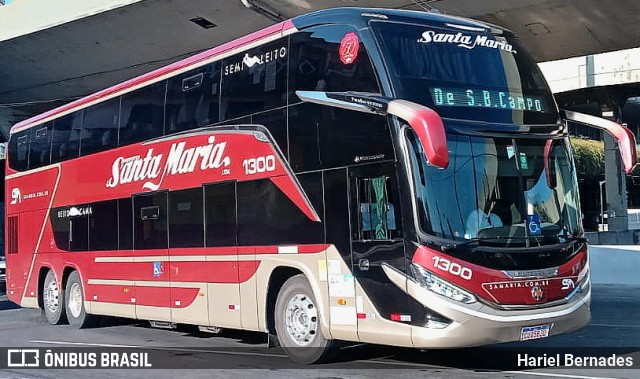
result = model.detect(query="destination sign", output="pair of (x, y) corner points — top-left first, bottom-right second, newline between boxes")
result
(430, 87), (549, 113)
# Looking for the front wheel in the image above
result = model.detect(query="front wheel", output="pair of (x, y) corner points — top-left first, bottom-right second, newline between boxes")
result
(65, 271), (96, 328)
(43, 270), (67, 325)
(274, 274), (337, 364)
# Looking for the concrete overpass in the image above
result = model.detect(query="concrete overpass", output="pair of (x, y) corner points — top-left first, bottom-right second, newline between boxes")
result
(1, 0), (640, 138)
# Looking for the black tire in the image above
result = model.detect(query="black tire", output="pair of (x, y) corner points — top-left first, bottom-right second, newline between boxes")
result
(42, 270), (67, 325)
(65, 271), (96, 328)
(274, 274), (337, 364)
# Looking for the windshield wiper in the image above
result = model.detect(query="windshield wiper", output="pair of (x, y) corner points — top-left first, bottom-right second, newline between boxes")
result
(559, 234), (588, 244)
(441, 235), (543, 252)
(441, 234), (587, 252)
(441, 238), (482, 252)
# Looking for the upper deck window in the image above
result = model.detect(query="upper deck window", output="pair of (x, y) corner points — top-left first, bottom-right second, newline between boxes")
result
(119, 81), (167, 146)
(166, 62), (220, 132)
(52, 111), (82, 163)
(29, 123), (52, 168)
(81, 97), (120, 155)
(8, 129), (30, 171)
(372, 21), (557, 125)
(221, 39), (288, 120)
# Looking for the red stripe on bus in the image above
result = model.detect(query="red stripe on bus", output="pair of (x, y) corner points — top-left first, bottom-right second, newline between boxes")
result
(170, 288), (201, 308)
(89, 260), (261, 284)
(85, 284), (133, 305)
(86, 285), (200, 309)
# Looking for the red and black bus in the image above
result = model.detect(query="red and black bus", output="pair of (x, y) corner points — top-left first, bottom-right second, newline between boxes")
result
(5, 7), (636, 363)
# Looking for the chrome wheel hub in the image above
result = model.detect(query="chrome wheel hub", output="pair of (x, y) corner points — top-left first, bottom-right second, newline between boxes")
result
(68, 282), (83, 318)
(44, 279), (60, 314)
(284, 293), (318, 346)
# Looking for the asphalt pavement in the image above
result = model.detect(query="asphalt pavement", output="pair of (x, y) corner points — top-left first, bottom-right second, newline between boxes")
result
(0, 284), (638, 379)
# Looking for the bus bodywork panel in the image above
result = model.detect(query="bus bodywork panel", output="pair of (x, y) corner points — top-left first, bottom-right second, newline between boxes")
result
(5, 8), (609, 354)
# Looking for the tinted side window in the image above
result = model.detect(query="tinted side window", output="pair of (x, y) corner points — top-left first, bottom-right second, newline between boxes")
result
(289, 25), (379, 103)
(69, 207), (89, 252)
(169, 188), (204, 248)
(288, 103), (321, 172)
(49, 205), (90, 252)
(356, 176), (396, 241)
(120, 81), (167, 146)
(89, 200), (118, 251)
(324, 169), (351, 256)
(119, 198), (133, 250)
(134, 192), (168, 250)
(289, 106), (393, 172)
(252, 109), (288, 157)
(81, 97), (120, 156)
(218, 115), (251, 126)
(205, 182), (237, 247)
(237, 178), (323, 245)
(50, 200), (129, 251)
(50, 207), (70, 251)
(28, 123), (52, 169)
(9, 129), (30, 171)
(166, 63), (220, 134)
(319, 110), (393, 168)
(351, 168), (403, 242)
(51, 111), (82, 163)
(221, 38), (289, 120)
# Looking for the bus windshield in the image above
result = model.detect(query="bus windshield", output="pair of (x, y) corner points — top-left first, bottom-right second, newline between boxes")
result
(406, 131), (582, 247)
(372, 21), (558, 125)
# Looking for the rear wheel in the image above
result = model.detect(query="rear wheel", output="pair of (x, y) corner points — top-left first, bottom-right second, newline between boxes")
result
(43, 270), (67, 325)
(65, 271), (96, 328)
(274, 274), (336, 364)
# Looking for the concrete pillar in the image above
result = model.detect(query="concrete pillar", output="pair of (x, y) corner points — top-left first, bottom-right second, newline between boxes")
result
(586, 55), (595, 87)
(604, 132), (628, 230)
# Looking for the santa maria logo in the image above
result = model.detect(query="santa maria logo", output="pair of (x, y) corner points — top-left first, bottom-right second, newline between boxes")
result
(417, 30), (516, 54)
(106, 136), (231, 190)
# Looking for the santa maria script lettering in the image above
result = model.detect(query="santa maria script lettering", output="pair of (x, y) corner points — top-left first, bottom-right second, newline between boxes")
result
(106, 136), (231, 190)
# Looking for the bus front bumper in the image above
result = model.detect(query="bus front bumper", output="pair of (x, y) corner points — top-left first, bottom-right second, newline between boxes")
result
(408, 281), (591, 348)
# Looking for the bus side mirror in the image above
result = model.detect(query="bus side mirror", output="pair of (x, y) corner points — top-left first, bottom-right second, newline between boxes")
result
(387, 100), (448, 169)
(544, 139), (557, 189)
(295, 91), (449, 169)
(561, 110), (637, 173)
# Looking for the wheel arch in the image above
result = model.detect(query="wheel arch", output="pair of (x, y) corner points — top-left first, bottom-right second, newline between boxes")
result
(265, 266), (303, 335)
(263, 264), (332, 340)
(61, 264), (90, 314)
(36, 265), (53, 309)
(61, 266), (77, 290)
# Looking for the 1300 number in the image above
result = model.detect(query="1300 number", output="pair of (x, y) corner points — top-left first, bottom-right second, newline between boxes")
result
(242, 155), (276, 175)
(432, 256), (473, 280)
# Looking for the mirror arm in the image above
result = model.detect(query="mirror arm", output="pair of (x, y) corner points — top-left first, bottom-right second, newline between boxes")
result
(387, 100), (449, 169)
(296, 91), (449, 169)
(561, 110), (637, 173)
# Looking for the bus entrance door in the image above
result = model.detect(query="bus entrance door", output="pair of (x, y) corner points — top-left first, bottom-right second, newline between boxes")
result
(349, 164), (411, 345)
(132, 192), (171, 322)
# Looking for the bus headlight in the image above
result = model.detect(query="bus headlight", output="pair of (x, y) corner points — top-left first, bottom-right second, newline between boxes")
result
(411, 263), (477, 304)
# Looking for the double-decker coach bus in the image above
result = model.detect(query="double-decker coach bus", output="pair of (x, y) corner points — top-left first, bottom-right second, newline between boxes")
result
(5, 8), (637, 363)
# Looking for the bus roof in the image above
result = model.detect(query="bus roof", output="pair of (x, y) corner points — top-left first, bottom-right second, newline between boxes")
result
(10, 7), (504, 135)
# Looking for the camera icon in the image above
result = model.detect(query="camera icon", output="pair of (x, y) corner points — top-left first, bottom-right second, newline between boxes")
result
(7, 349), (40, 367)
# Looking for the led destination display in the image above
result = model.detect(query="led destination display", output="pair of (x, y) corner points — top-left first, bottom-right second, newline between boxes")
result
(430, 87), (549, 113)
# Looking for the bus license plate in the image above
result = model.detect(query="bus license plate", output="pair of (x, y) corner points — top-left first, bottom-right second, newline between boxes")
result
(520, 324), (550, 341)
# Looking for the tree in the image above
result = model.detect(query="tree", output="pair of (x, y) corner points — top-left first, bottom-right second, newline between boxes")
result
(570, 137), (604, 178)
